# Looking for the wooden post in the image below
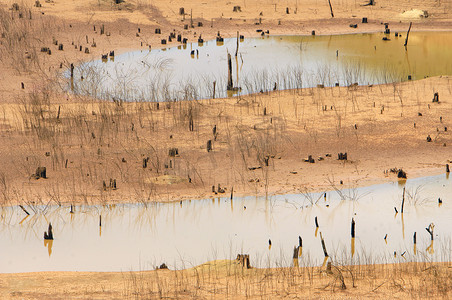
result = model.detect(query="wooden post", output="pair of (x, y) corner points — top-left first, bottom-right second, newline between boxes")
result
(315, 216), (319, 228)
(227, 53), (233, 90)
(351, 218), (355, 238)
(190, 9), (193, 28)
(230, 187), (233, 200)
(212, 81), (216, 99)
(447, 164), (450, 173)
(70, 63), (74, 78)
(57, 105), (61, 120)
(207, 140), (212, 152)
(99, 215), (102, 227)
(404, 22), (412, 49)
(328, 0), (334, 18)
(413, 232), (416, 244)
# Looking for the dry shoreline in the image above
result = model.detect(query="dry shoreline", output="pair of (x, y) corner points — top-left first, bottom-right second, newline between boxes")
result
(1, 260), (451, 299)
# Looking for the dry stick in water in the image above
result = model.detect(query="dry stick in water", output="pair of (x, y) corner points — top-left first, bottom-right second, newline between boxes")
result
(227, 53), (233, 90)
(320, 232), (329, 257)
(404, 22), (412, 49)
(425, 223), (434, 240)
(401, 187), (405, 213)
(19, 205), (30, 215)
(235, 31), (239, 57)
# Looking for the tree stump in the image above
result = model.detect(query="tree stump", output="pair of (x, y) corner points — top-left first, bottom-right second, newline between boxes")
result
(397, 169), (407, 179)
(34, 167), (46, 179)
(44, 223), (53, 240)
(338, 152), (347, 160)
(432, 92), (439, 103)
(233, 6), (241, 12)
(236, 254), (251, 268)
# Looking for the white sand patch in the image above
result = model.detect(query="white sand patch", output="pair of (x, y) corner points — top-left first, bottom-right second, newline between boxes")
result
(399, 9), (428, 19)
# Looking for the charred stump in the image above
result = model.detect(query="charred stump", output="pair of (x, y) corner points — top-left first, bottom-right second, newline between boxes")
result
(44, 223), (53, 240)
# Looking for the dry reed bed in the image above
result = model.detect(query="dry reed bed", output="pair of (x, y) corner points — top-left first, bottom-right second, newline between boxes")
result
(0, 73), (451, 206)
(1, 260), (450, 299)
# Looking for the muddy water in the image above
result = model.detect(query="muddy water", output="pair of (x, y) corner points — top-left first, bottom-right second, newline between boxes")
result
(1, 174), (451, 273)
(71, 32), (452, 101)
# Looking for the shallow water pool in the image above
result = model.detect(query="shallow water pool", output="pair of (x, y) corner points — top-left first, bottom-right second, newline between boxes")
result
(71, 32), (452, 101)
(1, 174), (451, 273)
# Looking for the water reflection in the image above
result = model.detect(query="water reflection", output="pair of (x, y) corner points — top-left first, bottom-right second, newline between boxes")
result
(44, 239), (53, 257)
(70, 32), (452, 101)
(0, 174), (451, 273)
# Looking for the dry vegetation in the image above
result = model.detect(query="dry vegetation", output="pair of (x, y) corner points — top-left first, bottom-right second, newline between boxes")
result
(1, 260), (451, 299)
(1, 0), (452, 298)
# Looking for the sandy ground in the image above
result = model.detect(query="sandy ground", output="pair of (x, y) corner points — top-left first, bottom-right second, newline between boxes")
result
(1, 0), (452, 298)
(0, 260), (451, 299)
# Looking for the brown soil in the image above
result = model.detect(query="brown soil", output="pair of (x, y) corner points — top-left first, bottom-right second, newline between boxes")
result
(1, 0), (452, 298)
(1, 260), (451, 299)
